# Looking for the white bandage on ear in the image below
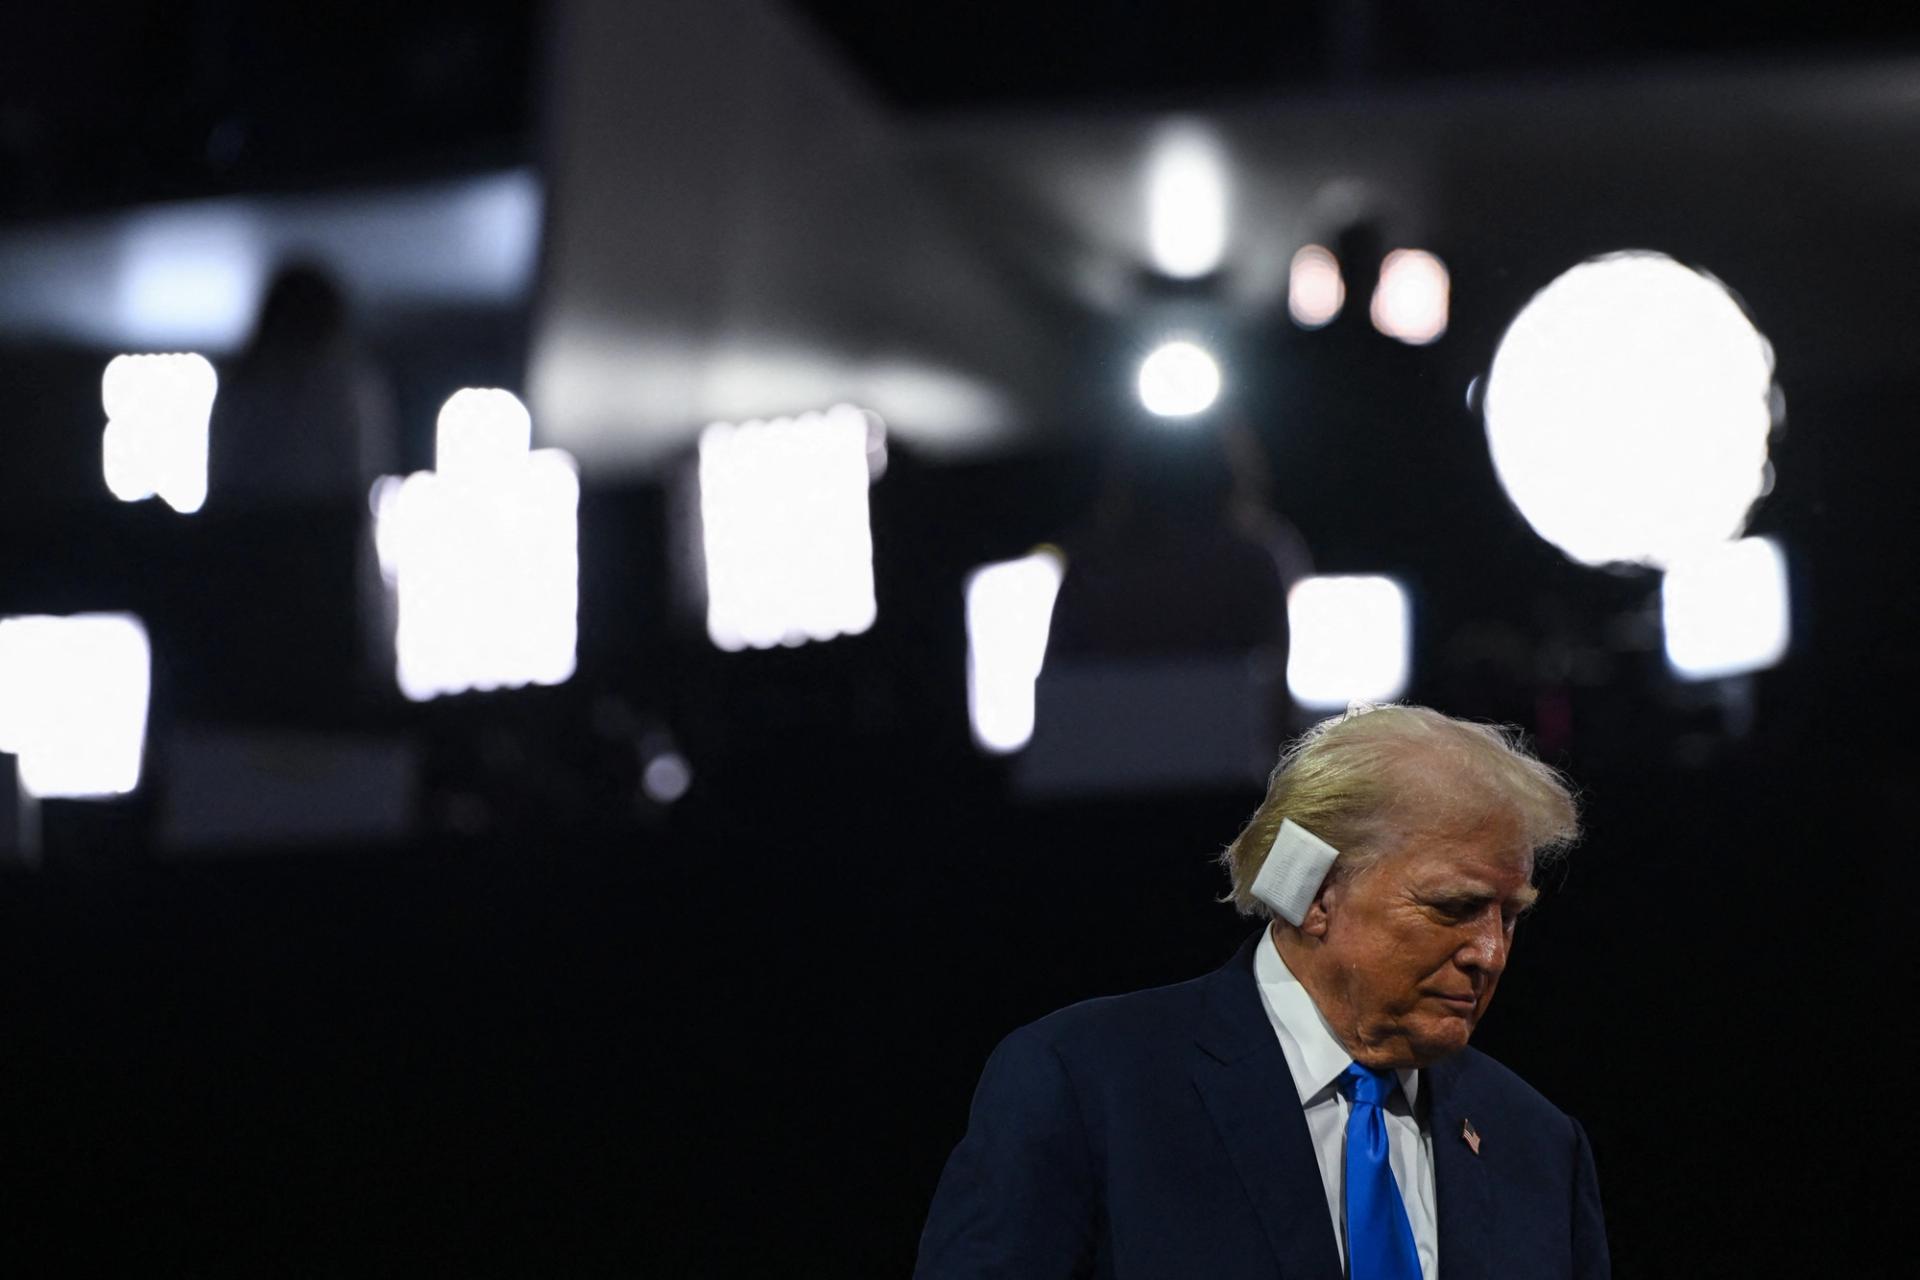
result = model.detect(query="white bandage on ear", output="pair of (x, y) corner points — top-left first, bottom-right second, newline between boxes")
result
(1249, 818), (1341, 926)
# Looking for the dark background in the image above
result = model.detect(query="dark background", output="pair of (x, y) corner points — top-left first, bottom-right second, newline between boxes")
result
(2, 3), (1914, 1275)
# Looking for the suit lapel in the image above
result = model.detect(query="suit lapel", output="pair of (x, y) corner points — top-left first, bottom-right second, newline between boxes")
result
(1426, 1054), (1493, 1280)
(1190, 935), (1344, 1280)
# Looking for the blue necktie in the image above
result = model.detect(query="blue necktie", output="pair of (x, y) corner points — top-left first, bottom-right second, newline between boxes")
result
(1343, 1061), (1422, 1280)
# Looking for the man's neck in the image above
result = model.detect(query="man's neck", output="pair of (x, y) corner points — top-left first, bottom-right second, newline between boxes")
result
(1268, 922), (1360, 1060)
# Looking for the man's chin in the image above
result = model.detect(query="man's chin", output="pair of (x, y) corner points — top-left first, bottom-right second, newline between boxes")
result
(1404, 1019), (1475, 1065)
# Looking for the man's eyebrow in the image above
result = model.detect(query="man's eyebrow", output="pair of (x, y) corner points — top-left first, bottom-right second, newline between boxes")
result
(1421, 881), (1541, 911)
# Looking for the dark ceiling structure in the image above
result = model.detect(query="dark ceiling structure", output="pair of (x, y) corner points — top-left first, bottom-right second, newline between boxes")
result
(5, 2), (1920, 218)
(794, 0), (1920, 108)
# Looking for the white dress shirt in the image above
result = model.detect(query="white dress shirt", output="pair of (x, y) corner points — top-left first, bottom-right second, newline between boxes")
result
(1253, 928), (1439, 1280)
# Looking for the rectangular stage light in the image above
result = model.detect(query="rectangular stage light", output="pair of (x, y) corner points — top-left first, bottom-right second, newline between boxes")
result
(698, 406), (879, 651)
(1662, 536), (1790, 680)
(0, 613), (151, 799)
(966, 550), (1066, 753)
(374, 389), (579, 701)
(100, 352), (216, 514)
(1286, 575), (1411, 711)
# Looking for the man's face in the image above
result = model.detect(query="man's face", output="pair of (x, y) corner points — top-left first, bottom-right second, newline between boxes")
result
(1311, 811), (1538, 1070)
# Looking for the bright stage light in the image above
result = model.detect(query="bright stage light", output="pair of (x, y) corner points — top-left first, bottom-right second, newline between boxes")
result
(1146, 127), (1229, 280)
(374, 389), (579, 701)
(699, 405), (880, 651)
(965, 549), (1067, 754)
(436, 386), (534, 483)
(100, 353), (216, 514)
(1370, 249), (1449, 345)
(1286, 575), (1411, 711)
(1484, 251), (1776, 569)
(0, 613), (150, 799)
(1288, 245), (1345, 329)
(1662, 537), (1790, 680)
(1137, 341), (1221, 418)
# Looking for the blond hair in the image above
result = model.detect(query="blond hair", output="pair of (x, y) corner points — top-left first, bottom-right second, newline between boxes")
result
(1219, 704), (1580, 918)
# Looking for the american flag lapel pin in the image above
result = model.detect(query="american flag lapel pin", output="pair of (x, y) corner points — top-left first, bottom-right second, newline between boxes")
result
(1462, 1118), (1482, 1156)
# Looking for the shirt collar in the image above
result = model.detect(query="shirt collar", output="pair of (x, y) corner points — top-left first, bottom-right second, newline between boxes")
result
(1254, 926), (1422, 1110)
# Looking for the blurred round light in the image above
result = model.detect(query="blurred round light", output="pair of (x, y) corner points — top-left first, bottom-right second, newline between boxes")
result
(1484, 251), (1775, 569)
(1370, 249), (1449, 345)
(642, 751), (693, 804)
(1137, 341), (1221, 418)
(1288, 245), (1345, 329)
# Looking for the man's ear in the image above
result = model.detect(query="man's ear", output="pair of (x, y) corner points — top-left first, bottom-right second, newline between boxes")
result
(1297, 876), (1339, 939)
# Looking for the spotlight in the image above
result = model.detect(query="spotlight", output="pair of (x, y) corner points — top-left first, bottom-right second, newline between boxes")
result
(435, 386), (533, 483)
(1370, 249), (1449, 345)
(965, 549), (1067, 754)
(374, 389), (579, 701)
(1662, 537), (1790, 680)
(1145, 126), (1229, 280)
(1484, 251), (1775, 569)
(1288, 245), (1345, 328)
(1137, 341), (1221, 418)
(1285, 576), (1411, 711)
(698, 405), (880, 651)
(0, 613), (151, 799)
(100, 353), (216, 514)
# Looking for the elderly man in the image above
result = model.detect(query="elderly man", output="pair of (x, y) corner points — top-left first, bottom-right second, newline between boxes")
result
(916, 705), (1608, 1279)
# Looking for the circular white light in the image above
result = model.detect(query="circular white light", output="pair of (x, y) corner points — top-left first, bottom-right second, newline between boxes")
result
(642, 751), (693, 804)
(1137, 342), (1221, 417)
(1484, 252), (1775, 569)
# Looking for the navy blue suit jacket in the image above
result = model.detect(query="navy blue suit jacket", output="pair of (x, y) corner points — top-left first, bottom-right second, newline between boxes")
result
(917, 934), (1609, 1279)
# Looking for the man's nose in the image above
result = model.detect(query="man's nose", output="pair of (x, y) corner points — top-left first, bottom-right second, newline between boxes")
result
(1456, 913), (1509, 976)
